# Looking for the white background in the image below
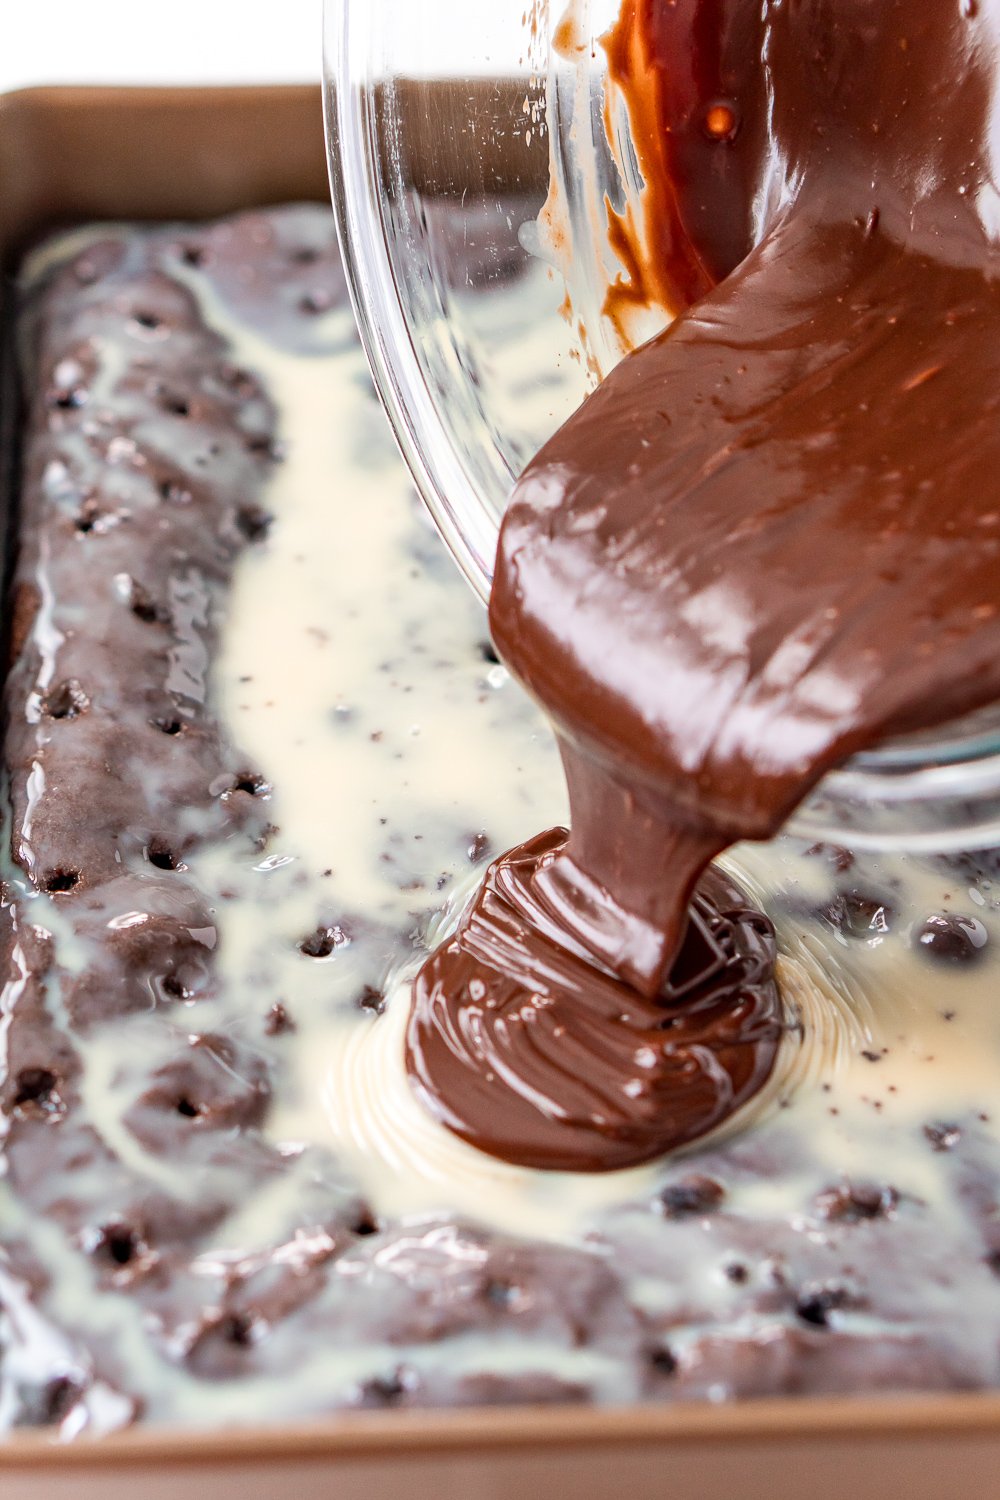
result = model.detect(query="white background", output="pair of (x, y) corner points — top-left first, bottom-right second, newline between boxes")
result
(3, 0), (323, 91)
(0, 1), (530, 92)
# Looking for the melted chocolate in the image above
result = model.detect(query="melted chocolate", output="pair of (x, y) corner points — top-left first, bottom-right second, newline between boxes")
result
(408, 833), (781, 1171)
(408, 0), (1000, 1170)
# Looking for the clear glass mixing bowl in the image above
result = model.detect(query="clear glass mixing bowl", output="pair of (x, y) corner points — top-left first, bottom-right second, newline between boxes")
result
(324, 0), (1000, 854)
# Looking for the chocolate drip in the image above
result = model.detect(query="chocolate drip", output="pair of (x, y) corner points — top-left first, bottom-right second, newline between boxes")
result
(409, 0), (1000, 1170)
(602, 0), (770, 315)
(408, 833), (782, 1172)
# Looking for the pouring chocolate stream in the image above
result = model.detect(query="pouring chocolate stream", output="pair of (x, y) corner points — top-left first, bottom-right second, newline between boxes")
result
(407, 0), (1000, 1171)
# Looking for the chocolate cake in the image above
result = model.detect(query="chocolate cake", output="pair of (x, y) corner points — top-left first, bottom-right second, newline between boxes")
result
(2, 204), (1000, 1437)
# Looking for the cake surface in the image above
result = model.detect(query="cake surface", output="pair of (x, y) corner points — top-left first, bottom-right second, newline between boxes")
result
(2, 204), (1000, 1435)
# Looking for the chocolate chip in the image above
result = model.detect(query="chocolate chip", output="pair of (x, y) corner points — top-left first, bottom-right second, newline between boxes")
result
(159, 479), (194, 505)
(147, 841), (180, 872)
(358, 985), (385, 1015)
(804, 842), (855, 872)
(43, 869), (80, 894)
(129, 582), (166, 625)
(235, 505), (273, 543)
(658, 1174), (726, 1218)
(814, 1182), (898, 1222)
(291, 246), (322, 265)
(15, 1375), (80, 1428)
(161, 973), (193, 1001)
(352, 1212), (380, 1237)
(724, 1262), (750, 1284)
(231, 771), (270, 797)
(74, 498), (106, 533)
(299, 925), (349, 958)
(985, 1249), (1000, 1279)
(152, 716), (184, 736)
(478, 640), (501, 665)
(41, 680), (89, 720)
(264, 1002), (294, 1036)
(218, 364), (258, 398)
(180, 244), (207, 267)
(13, 1067), (60, 1112)
(820, 890), (893, 939)
(914, 913), (988, 964)
(131, 311), (163, 331)
(360, 1370), (413, 1406)
(48, 386), (87, 411)
(299, 289), (334, 315)
(246, 436), (285, 462)
(161, 392), (191, 418)
(924, 1122), (962, 1152)
(649, 1346), (678, 1376)
(93, 1222), (144, 1267)
(175, 1096), (202, 1119)
(220, 1312), (257, 1348)
(795, 1284), (851, 1328)
(468, 832), (492, 862)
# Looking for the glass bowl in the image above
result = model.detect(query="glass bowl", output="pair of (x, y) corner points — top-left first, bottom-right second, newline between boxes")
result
(324, 0), (1000, 854)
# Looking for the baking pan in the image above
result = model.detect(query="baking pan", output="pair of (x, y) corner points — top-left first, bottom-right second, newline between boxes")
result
(1, 84), (999, 1500)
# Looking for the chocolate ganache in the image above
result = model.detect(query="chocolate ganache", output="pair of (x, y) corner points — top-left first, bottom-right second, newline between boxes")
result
(407, 0), (1000, 1171)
